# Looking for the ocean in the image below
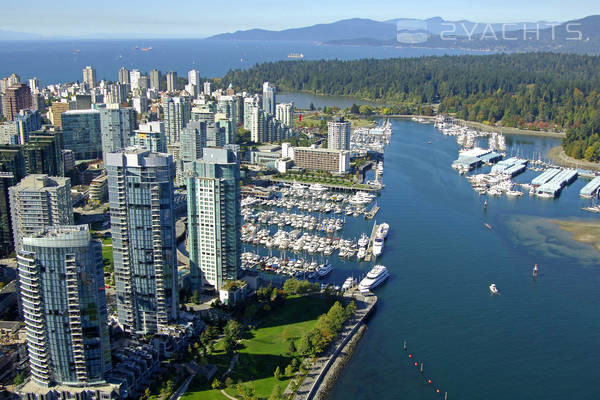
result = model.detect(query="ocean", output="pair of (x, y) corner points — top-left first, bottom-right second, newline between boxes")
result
(0, 39), (488, 84)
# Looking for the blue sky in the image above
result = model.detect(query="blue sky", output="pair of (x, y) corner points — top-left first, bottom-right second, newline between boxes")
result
(3, 0), (599, 38)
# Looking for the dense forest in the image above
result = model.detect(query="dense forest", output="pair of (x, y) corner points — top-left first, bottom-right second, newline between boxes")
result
(222, 53), (600, 161)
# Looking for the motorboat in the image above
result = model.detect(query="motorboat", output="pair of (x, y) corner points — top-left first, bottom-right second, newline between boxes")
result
(358, 233), (369, 248)
(309, 183), (328, 192)
(342, 276), (355, 290)
(489, 283), (499, 294)
(358, 265), (390, 292)
(372, 237), (384, 257)
(533, 264), (539, 277)
(357, 247), (366, 260)
(317, 263), (333, 278)
(377, 223), (389, 239)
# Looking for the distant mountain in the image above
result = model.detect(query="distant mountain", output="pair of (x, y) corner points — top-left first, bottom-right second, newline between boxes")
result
(209, 18), (397, 42)
(0, 29), (43, 40)
(210, 15), (600, 54)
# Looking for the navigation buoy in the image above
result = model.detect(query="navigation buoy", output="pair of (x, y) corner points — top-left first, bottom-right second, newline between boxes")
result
(414, 362), (418, 367)
(428, 379), (432, 384)
(408, 354), (412, 358)
(436, 389), (441, 394)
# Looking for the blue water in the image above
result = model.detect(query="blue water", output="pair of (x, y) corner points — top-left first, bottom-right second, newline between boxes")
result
(322, 120), (600, 400)
(0, 39), (489, 84)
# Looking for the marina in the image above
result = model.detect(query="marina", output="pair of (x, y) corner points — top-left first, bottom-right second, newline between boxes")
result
(328, 118), (600, 400)
(436, 116), (599, 199)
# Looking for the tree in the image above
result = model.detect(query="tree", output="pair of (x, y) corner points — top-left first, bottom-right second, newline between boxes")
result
(13, 372), (23, 386)
(191, 290), (200, 304)
(274, 366), (282, 380)
(224, 319), (243, 341)
(223, 337), (235, 357)
(298, 333), (313, 356)
(350, 103), (360, 114)
(288, 340), (297, 354)
(211, 378), (221, 390)
(269, 384), (283, 400)
(285, 364), (294, 377)
(143, 388), (151, 399)
(309, 102), (315, 111)
(225, 377), (234, 388)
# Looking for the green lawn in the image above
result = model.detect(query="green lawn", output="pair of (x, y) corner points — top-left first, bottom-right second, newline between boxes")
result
(182, 295), (334, 400)
(101, 238), (114, 275)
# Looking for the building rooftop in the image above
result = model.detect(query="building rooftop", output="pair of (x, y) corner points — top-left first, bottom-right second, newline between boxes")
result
(19, 378), (120, 397)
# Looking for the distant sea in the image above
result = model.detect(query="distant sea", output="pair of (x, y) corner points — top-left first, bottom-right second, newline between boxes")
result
(0, 39), (489, 84)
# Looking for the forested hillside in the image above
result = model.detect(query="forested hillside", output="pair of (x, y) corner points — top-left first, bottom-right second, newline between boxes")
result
(223, 53), (600, 161)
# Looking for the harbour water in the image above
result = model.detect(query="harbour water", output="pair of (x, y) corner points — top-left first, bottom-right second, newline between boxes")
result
(0, 39), (489, 84)
(324, 120), (600, 400)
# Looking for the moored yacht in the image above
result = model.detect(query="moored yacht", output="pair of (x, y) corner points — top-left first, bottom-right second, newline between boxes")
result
(309, 183), (328, 192)
(358, 265), (390, 292)
(372, 237), (384, 257)
(377, 222), (389, 239)
(358, 233), (369, 248)
(317, 263), (333, 278)
(342, 276), (355, 290)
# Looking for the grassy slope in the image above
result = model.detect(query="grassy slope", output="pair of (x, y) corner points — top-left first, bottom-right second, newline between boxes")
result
(183, 295), (333, 400)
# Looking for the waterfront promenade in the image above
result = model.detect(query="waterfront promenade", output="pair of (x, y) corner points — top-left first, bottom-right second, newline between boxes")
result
(293, 292), (377, 400)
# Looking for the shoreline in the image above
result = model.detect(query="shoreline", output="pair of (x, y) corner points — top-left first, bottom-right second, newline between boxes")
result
(547, 147), (600, 172)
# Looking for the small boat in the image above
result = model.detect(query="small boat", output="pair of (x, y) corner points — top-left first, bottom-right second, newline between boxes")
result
(376, 222), (389, 239)
(317, 263), (333, 278)
(372, 237), (384, 257)
(358, 233), (369, 248)
(342, 276), (355, 291)
(533, 264), (539, 277)
(484, 223), (492, 230)
(489, 283), (499, 294)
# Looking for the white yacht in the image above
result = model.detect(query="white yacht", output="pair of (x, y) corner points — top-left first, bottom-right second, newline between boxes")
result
(317, 263), (333, 278)
(309, 183), (328, 192)
(357, 247), (366, 260)
(358, 233), (369, 248)
(489, 283), (499, 294)
(377, 223), (389, 239)
(342, 277), (355, 291)
(372, 237), (384, 257)
(358, 265), (390, 292)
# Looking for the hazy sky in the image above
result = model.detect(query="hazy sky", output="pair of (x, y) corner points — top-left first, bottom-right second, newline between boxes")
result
(3, 0), (599, 38)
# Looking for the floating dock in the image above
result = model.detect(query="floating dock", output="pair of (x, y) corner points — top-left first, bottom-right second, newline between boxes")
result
(537, 169), (578, 197)
(452, 148), (503, 171)
(490, 157), (527, 174)
(364, 205), (380, 220)
(580, 175), (600, 198)
(531, 168), (561, 187)
(364, 222), (379, 262)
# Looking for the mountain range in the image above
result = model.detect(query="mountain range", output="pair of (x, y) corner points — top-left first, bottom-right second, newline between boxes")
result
(210, 15), (600, 54)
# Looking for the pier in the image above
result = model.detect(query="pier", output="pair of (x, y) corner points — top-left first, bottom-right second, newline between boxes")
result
(537, 169), (578, 197)
(580, 175), (600, 198)
(364, 222), (379, 262)
(364, 205), (380, 219)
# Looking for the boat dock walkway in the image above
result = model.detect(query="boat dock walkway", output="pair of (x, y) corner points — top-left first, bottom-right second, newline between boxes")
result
(364, 222), (379, 262)
(364, 205), (380, 220)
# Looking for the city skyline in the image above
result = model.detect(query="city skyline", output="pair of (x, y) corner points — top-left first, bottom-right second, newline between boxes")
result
(1, 0), (598, 38)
